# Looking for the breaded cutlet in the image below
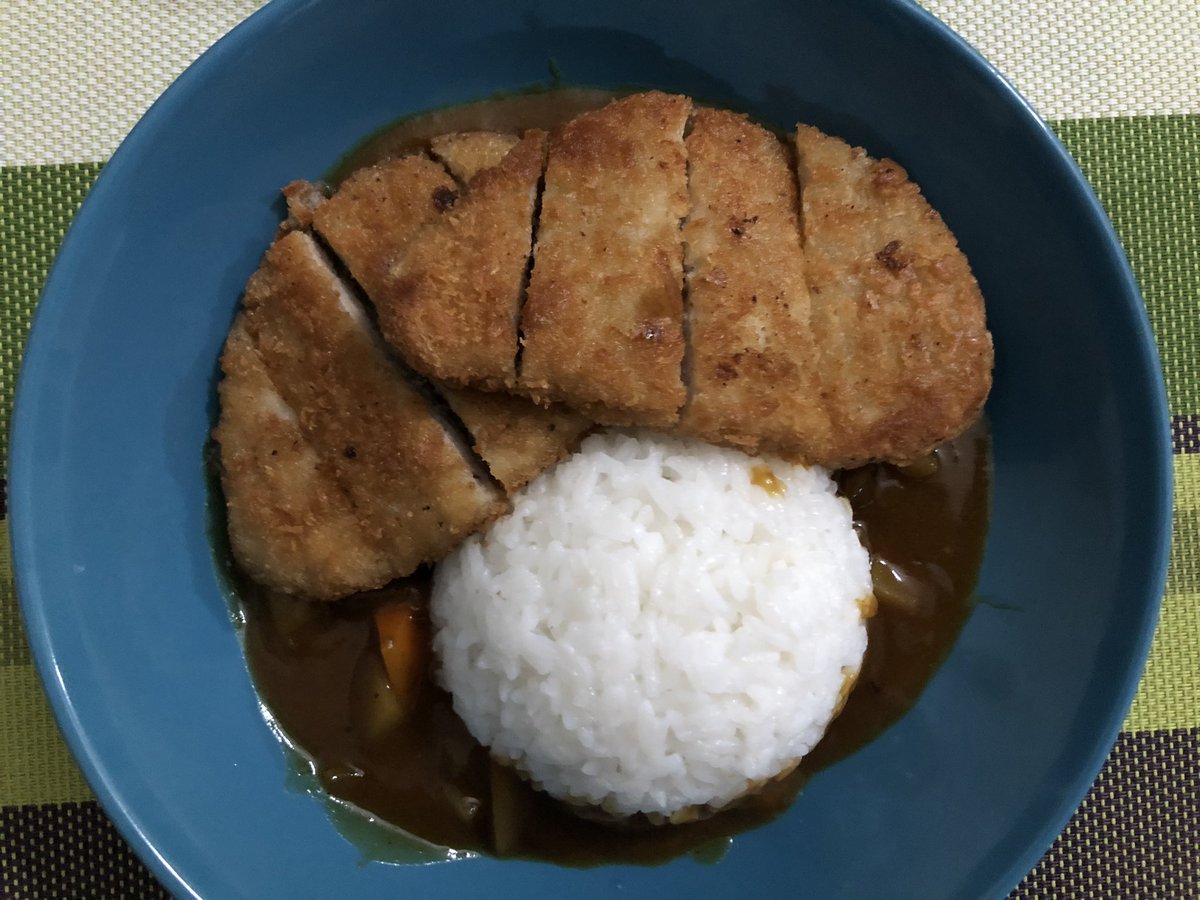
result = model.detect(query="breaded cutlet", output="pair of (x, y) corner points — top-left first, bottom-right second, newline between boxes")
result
(312, 154), (456, 302)
(678, 108), (834, 462)
(214, 319), (392, 599)
(381, 130), (548, 391)
(437, 386), (592, 493)
(235, 230), (507, 588)
(794, 125), (993, 466)
(519, 92), (691, 427)
(430, 131), (520, 184)
(279, 179), (328, 234)
(310, 146), (590, 495)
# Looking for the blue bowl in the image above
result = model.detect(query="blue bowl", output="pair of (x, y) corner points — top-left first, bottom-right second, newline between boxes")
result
(10, 0), (1171, 896)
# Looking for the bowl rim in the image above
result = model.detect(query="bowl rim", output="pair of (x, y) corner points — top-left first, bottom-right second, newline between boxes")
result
(9, 0), (1174, 896)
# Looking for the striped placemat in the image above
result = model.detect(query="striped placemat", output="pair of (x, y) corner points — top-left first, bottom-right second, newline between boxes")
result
(2, 1), (1197, 896)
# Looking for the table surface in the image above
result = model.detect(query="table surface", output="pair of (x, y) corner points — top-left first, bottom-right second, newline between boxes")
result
(1, 1), (1197, 896)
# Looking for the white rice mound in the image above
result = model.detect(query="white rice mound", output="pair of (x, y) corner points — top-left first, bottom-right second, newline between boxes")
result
(431, 430), (872, 820)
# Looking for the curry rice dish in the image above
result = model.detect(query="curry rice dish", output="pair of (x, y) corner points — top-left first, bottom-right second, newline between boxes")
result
(216, 90), (992, 602)
(213, 89), (993, 853)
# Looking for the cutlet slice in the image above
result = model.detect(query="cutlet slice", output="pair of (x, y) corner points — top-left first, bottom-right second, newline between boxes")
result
(279, 181), (328, 232)
(311, 142), (586, 492)
(239, 230), (507, 582)
(678, 108), (834, 461)
(278, 179), (328, 234)
(520, 92), (691, 426)
(214, 319), (392, 599)
(438, 386), (592, 493)
(313, 154), (456, 302)
(794, 125), (993, 466)
(381, 130), (547, 390)
(430, 131), (520, 184)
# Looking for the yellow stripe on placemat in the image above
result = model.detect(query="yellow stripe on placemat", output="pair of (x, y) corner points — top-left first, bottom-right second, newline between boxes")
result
(0, 517), (32, 669)
(1123, 453), (1200, 733)
(0, 665), (93, 806)
(1, 522), (93, 805)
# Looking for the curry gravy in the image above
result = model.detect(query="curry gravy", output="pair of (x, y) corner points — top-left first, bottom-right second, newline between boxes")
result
(235, 420), (989, 865)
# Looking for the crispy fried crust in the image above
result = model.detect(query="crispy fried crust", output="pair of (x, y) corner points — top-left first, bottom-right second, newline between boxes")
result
(311, 146), (590, 494)
(678, 108), (835, 461)
(381, 130), (548, 390)
(312, 155), (455, 302)
(219, 98), (998, 599)
(214, 319), (394, 599)
(236, 231), (507, 586)
(278, 180), (328, 234)
(519, 92), (691, 427)
(430, 131), (520, 183)
(439, 386), (592, 493)
(794, 125), (993, 466)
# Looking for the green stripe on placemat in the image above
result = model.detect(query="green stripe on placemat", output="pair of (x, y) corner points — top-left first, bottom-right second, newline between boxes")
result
(1167, 453), (1200, 599)
(1122, 454), (1200, 732)
(1, 518), (95, 810)
(0, 525), (30, 668)
(1126, 590), (1200, 734)
(1124, 452), (1200, 732)
(0, 665), (93, 806)
(1049, 114), (1200, 419)
(0, 163), (103, 464)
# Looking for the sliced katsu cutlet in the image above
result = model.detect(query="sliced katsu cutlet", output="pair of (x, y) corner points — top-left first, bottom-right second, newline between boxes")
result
(519, 92), (691, 427)
(381, 130), (548, 390)
(278, 179), (328, 234)
(434, 387), (591, 493)
(429, 131), (520, 184)
(794, 125), (993, 466)
(426, 130), (594, 491)
(312, 154), (456, 302)
(310, 145), (590, 495)
(678, 108), (834, 461)
(214, 319), (393, 599)
(235, 230), (507, 590)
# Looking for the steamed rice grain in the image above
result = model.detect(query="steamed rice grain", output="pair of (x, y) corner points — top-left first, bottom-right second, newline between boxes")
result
(431, 430), (872, 819)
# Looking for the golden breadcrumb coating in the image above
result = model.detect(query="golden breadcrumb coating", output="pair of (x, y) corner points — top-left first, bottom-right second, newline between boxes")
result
(313, 154), (456, 302)
(233, 231), (507, 590)
(278, 179), (328, 234)
(439, 386), (592, 493)
(216, 95), (998, 600)
(381, 131), (547, 390)
(312, 146), (587, 493)
(214, 319), (393, 599)
(794, 124), (993, 466)
(679, 108), (835, 461)
(430, 131), (520, 183)
(519, 92), (691, 427)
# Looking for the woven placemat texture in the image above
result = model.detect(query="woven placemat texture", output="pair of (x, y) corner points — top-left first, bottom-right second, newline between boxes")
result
(2, 1), (1196, 897)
